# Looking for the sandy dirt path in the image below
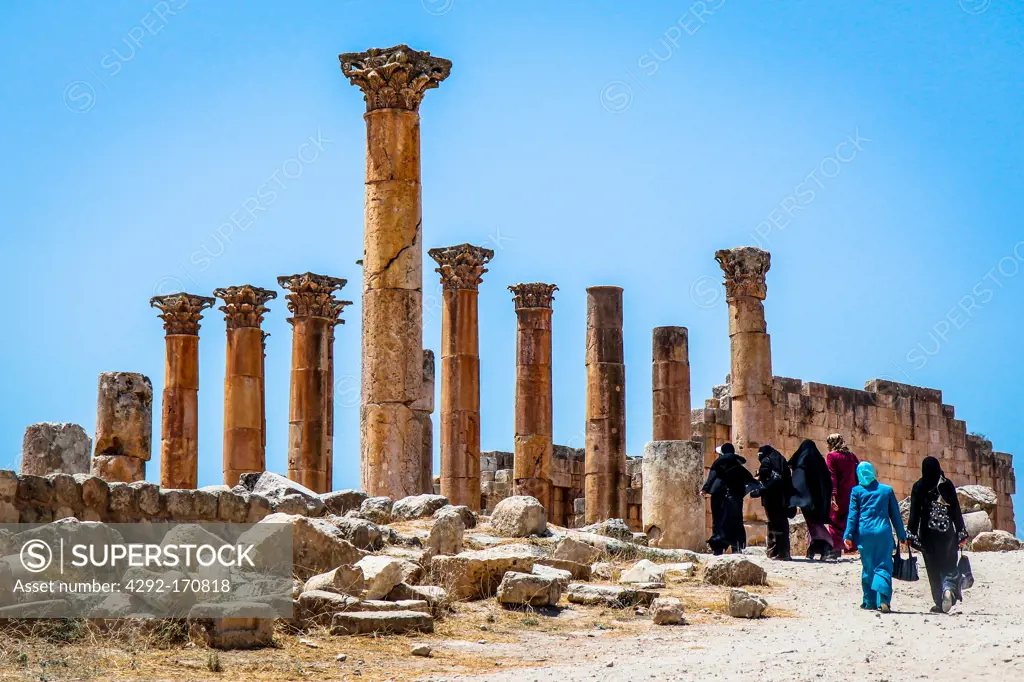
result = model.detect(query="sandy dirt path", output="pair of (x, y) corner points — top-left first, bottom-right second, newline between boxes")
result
(434, 552), (1024, 682)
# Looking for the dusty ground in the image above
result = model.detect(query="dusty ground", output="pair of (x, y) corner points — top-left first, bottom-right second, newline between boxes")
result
(1, 551), (1020, 681)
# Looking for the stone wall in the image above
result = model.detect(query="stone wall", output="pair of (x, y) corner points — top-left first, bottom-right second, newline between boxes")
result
(692, 377), (1016, 535)
(480, 446), (586, 528)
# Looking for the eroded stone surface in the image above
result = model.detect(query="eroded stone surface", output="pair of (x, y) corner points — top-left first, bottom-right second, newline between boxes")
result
(490, 496), (547, 537)
(496, 571), (561, 607)
(728, 588), (768, 618)
(650, 596), (685, 625)
(703, 556), (768, 587)
(22, 423), (91, 477)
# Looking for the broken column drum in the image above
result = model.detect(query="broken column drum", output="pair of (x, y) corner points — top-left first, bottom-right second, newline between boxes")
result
(214, 285), (276, 486)
(150, 293), (216, 489)
(339, 44), (452, 500)
(584, 286), (627, 523)
(642, 440), (705, 551)
(652, 327), (691, 441)
(278, 272), (351, 494)
(92, 371), (153, 482)
(411, 349), (436, 494)
(509, 283), (558, 510)
(715, 247), (773, 523)
(429, 243), (494, 511)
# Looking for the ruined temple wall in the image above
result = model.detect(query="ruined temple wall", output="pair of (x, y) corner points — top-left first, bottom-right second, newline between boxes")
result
(692, 377), (1016, 535)
(480, 447), (585, 527)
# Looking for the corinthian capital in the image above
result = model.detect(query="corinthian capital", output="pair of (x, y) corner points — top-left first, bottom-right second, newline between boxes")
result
(508, 283), (558, 310)
(277, 272), (352, 323)
(715, 247), (771, 301)
(150, 293), (216, 335)
(339, 44), (452, 112)
(213, 285), (277, 329)
(428, 243), (494, 291)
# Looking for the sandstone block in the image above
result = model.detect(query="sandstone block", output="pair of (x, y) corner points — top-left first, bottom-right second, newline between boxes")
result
(552, 537), (603, 565)
(236, 513), (367, 581)
(728, 589), (768, 618)
(360, 496), (394, 524)
(354, 599), (429, 613)
(392, 494), (450, 521)
(564, 583), (656, 608)
(435, 504), (477, 529)
(496, 571), (562, 607)
(429, 544), (541, 600)
(703, 556), (767, 587)
(620, 559), (666, 584)
(303, 566), (366, 597)
(297, 589), (361, 627)
(327, 516), (384, 551)
(22, 423), (91, 476)
(650, 596), (685, 625)
(531, 563), (572, 589)
(321, 489), (369, 516)
(94, 372), (153, 461)
(964, 511), (994, 544)
(386, 583), (448, 609)
(427, 507), (464, 556)
(91, 454), (145, 483)
(535, 557), (591, 581)
(329, 610), (434, 636)
(579, 518), (633, 542)
(490, 496), (547, 537)
(971, 530), (1021, 552)
(957, 485), (998, 515)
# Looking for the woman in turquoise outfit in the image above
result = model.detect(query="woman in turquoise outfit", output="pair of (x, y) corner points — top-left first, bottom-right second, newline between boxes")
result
(843, 462), (908, 612)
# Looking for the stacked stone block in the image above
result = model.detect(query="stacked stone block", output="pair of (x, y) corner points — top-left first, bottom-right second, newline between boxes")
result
(92, 372), (153, 482)
(22, 423), (92, 477)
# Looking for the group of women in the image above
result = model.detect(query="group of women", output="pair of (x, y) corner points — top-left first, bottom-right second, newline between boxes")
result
(702, 433), (969, 613)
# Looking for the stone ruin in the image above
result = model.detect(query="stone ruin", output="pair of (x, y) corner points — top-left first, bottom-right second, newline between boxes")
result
(15, 44), (1016, 545)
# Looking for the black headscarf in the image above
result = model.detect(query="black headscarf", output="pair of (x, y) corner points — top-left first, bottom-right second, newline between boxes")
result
(788, 439), (833, 523)
(921, 456), (943, 490)
(703, 443), (753, 498)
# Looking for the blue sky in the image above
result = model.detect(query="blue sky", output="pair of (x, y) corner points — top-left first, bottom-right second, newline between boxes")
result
(1, 1), (1022, 518)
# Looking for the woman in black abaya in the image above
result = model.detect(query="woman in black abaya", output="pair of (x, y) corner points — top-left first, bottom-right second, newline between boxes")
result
(702, 442), (756, 555)
(908, 456), (968, 613)
(789, 439), (835, 561)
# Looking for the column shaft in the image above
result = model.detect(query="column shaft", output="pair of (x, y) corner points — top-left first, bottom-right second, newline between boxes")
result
(162, 334), (200, 489)
(513, 306), (553, 509)
(652, 327), (691, 441)
(223, 326), (265, 485)
(642, 440), (705, 550)
(411, 350), (436, 494)
(288, 316), (333, 493)
(584, 286), (626, 523)
(439, 288), (481, 509)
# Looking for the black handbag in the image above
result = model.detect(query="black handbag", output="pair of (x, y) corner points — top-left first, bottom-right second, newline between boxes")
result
(893, 544), (920, 582)
(958, 549), (974, 591)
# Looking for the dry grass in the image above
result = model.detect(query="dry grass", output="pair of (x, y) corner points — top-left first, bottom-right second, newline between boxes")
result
(0, 558), (792, 681)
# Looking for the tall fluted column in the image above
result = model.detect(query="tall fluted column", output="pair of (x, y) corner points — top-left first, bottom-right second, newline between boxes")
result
(278, 273), (351, 494)
(716, 247), (773, 522)
(340, 44), (452, 499)
(214, 285), (276, 486)
(652, 327), (691, 441)
(411, 350), (436, 494)
(509, 283), (558, 511)
(150, 293), (215, 489)
(585, 286), (627, 523)
(429, 244), (493, 511)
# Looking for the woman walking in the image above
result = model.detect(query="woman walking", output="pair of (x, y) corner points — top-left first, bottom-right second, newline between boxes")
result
(844, 462), (908, 612)
(702, 443), (755, 555)
(789, 439), (834, 560)
(756, 444), (795, 560)
(825, 433), (860, 560)
(907, 456), (968, 613)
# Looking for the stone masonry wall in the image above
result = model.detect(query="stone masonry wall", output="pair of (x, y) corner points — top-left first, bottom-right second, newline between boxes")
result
(692, 377), (1016, 535)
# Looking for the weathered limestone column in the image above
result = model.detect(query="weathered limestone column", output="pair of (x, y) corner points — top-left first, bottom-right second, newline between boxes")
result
(92, 372), (153, 482)
(278, 273), (350, 494)
(150, 293), (215, 489)
(411, 350), (436, 494)
(340, 45), (452, 499)
(652, 327), (691, 441)
(585, 286), (627, 523)
(509, 283), (558, 510)
(429, 244), (493, 511)
(261, 332), (269, 459)
(642, 440), (705, 550)
(716, 247), (773, 522)
(22, 423), (92, 476)
(214, 285), (276, 486)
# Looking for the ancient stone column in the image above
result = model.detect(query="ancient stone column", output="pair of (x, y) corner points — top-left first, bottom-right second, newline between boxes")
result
(585, 286), (627, 523)
(429, 243), (493, 511)
(92, 372), (153, 482)
(509, 283), (558, 510)
(339, 45), (452, 500)
(22, 423), (92, 476)
(150, 293), (215, 489)
(652, 327), (691, 441)
(642, 440), (705, 550)
(716, 247), (773, 523)
(278, 273), (351, 494)
(214, 285), (276, 486)
(411, 350), (436, 494)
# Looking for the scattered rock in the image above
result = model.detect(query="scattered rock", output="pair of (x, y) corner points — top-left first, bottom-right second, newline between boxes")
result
(565, 583), (656, 608)
(490, 496), (547, 537)
(435, 504), (478, 529)
(386, 583), (449, 609)
(971, 530), (1021, 552)
(355, 555), (405, 599)
(427, 507), (465, 556)
(321, 489), (369, 516)
(411, 644), (432, 657)
(297, 590), (361, 627)
(248, 471), (323, 516)
(188, 602), (275, 649)
(392, 494), (451, 521)
(579, 518), (633, 542)
(236, 513), (367, 581)
(355, 599), (429, 613)
(957, 485), (998, 515)
(662, 562), (697, 580)
(21, 423), (91, 476)
(535, 557), (591, 581)
(552, 537), (603, 565)
(650, 597), (685, 625)
(360, 496), (394, 525)
(430, 544), (542, 600)
(728, 589), (768, 618)
(964, 511), (994, 545)
(326, 515), (384, 551)
(591, 562), (621, 581)
(620, 559), (666, 584)
(703, 556), (767, 587)
(303, 566), (366, 597)
(496, 571), (562, 607)
(531, 563), (573, 589)
(330, 610), (434, 636)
